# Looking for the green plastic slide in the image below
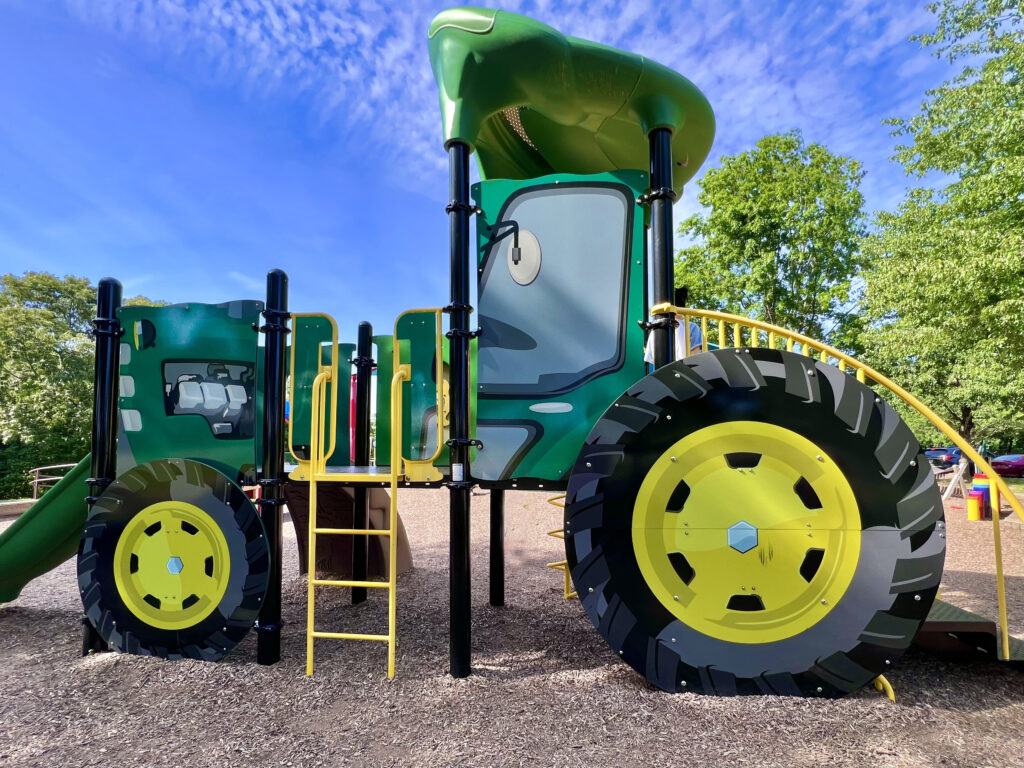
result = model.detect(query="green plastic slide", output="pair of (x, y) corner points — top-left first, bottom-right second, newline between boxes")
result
(0, 454), (90, 604)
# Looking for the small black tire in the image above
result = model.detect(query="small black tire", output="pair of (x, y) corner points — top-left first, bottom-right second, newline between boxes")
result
(565, 348), (945, 697)
(78, 458), (270, 661)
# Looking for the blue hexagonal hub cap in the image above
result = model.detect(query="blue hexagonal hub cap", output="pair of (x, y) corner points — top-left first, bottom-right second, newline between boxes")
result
(166, 556), (184, 575)
(727, 521), (757, 554)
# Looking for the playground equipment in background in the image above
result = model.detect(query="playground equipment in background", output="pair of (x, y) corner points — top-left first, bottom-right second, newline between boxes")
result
(1, 6), (1021, 695)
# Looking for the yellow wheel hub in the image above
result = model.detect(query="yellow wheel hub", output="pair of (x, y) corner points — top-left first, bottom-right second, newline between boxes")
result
(113, 501), (232, 630)
(632, 420), (861, 644)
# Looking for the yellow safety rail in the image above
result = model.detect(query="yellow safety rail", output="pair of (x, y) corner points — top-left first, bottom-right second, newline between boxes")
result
(394, 308), (446, 481)
(654, 302), (1024, 660)
(287, 313), (339, 471)
(305, 361), (410, 678)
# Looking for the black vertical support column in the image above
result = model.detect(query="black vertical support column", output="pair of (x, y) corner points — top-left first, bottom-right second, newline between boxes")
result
(256, 269), (289, 665)
(351, 321), (374, 605)
(649, 128), (677, 369)
(82, 277), (122, 655)
(446, 141), (473, 678)
(489, 490), (504, 607)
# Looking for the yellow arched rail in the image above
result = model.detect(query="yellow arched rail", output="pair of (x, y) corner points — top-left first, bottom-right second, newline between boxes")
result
(654, 302), (1023, 660)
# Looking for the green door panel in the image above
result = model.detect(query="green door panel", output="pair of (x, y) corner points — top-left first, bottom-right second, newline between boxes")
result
(471, 170), (648, 484)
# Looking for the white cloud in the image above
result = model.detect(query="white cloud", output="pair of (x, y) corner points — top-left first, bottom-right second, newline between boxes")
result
(58, 0), (948, 214)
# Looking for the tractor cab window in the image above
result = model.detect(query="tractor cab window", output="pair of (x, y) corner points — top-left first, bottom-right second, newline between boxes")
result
(163, 360), (256, 439)
(478, 183), (632, 395)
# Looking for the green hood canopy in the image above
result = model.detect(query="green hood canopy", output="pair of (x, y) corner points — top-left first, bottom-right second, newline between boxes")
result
(428, 7), (716, 197)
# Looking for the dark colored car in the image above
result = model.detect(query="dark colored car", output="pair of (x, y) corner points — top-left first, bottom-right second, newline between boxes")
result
(990, 454), (1024, 478)
(925, 447), (962, 469)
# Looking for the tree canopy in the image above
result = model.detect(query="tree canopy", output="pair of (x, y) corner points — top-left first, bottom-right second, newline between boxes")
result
(0, 273), (162, 498)
(860, 0), (1023, 445)
(676, 131), (867, 347)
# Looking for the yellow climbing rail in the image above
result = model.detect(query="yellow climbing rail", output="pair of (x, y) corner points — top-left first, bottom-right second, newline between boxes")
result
(545, 494), (577, 599)
(654, 302), (1024, 660)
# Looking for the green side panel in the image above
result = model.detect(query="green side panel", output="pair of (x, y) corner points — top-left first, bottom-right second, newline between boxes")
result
(288, 315), (353, 467)
(117, 301), (262, 483)
(396, 312), (450, 464)
(428, 7), (715, 198)
(0, 454), (90, 602)
(372, 334), (394, 464)
(472, 170), (648, 483)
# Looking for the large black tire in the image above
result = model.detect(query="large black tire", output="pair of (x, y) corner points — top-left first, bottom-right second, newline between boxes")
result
(78, 458), (269, 661)
(565, 348), (945, 697)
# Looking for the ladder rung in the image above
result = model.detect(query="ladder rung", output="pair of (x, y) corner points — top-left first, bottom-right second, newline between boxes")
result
(312, 631), (389, 642)
(312, 579), (391, 589)
(313, 528), (391, 536)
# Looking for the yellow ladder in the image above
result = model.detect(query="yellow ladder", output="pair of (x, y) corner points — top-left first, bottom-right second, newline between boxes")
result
(304, 363), (409, 677)
(300, 308), (445, 678)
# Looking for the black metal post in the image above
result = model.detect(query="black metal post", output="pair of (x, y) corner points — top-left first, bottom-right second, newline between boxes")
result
(256, 269), (289, 665)
(649, 128), (677, 368)
(82, 277), (122, 655)
(446, 141), (473, 678)
(351, 321), (373, 605)
(489, 490), (504, 607)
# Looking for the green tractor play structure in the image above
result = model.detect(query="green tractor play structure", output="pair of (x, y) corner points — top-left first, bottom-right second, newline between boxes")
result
(1, 7), (1021, 697)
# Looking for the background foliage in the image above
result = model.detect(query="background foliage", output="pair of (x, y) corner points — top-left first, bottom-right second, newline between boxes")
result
(0, 274), (161, 498)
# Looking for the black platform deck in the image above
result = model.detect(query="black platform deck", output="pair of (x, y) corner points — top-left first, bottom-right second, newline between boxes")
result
(914, 599), (1024, 665)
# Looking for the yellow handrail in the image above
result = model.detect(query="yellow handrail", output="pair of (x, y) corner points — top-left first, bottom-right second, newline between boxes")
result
(656, 302), (1022, 660)
(393, 308), (446, 475)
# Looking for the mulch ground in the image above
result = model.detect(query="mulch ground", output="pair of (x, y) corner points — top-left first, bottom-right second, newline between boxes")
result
(1, 490), (1022, 768)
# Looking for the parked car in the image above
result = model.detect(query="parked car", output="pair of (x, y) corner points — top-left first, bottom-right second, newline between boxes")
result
(990, 454), (1024, 478)
(925, 447), (962, 469)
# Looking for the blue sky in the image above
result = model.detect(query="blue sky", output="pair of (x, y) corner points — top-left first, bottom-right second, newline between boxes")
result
(0, 0), (952, 331)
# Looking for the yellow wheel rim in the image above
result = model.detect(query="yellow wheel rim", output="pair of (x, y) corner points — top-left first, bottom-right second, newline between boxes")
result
(113, 501), (232, 630)
(632, 420), (861, 644)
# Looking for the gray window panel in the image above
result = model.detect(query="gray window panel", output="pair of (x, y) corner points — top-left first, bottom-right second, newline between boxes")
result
(473, 425), (536, 481)
(479, 185), (629, 395)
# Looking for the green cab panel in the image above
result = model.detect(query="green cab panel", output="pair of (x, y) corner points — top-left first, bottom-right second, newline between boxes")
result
(116, 301), (263, 484)
(472, 170), (648, 484)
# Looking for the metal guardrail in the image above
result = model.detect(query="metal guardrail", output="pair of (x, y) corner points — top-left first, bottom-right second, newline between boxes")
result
(655, 302), (1023, 660)
(30, 463), (77, 499)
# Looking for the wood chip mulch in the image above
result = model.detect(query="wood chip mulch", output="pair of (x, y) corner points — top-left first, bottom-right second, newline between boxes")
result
(1, 489), (1021, 768)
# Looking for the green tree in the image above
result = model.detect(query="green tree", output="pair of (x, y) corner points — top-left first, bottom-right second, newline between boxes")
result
(861, 0), (1023, 445)
(0, 273), (164, 497)
(676, 131), (867, 346)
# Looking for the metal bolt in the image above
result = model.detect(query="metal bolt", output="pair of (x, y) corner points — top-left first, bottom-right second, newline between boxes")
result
(680, 681), (687, 687)
(684, 531), (689, 536)
(670, 456), (677, 462)
(586, 462), (592, 468)
(816, 455), (824, 462)
(910, 460), (917, 467)
(751, 586), (757, 591)
(673, 595), (679, 601)
(816, 687), (823, 693)
(914, 594), (921, 601)
(588, 587), (594, 593)
(806, 522), (811, 527)
(666, 414), (672, 420)
(885, 659), (891, 665)
(619, 650), (623, 655)
(671, 637), (676, 643)
(674, 372), (681, 378)
(821, 599), (828, 605)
